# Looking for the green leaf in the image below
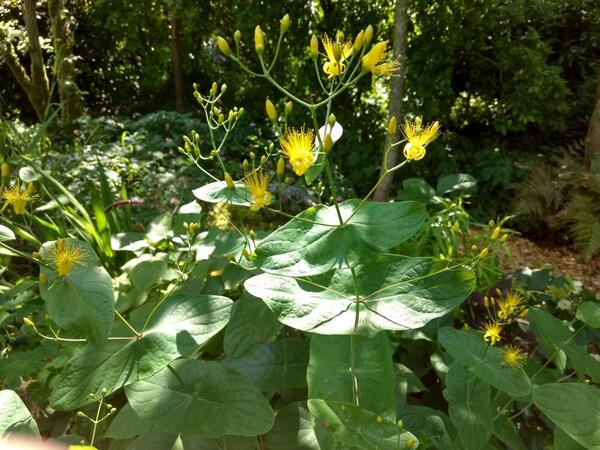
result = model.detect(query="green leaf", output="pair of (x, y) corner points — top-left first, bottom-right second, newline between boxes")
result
(307, 333), (396, 419)
(445, 362), (493, 450)
(39, 238), (114, 348)
(124, 428), (178, 450)
(397, 178), (437, 203)
(0, 224), (15, 242)
(264, 402), (320, 450)
(577, 302), (600, 328)
(0, 390), (40, 441)
(396, 403), (453, 450)
(105, 403), (151, 440)
(308, 400), (418, 450)
(438, 328), (531, 398)
(121, 253), (172, 292)
(246, 254), (474, 335)
(50, 291), (232, 410)
(494, 417), (528, 450)
(254, 200), (427, 276)
(223, 339), (309, 390)
(180, 434), (257, 449)
(532, 383), (600, 448)
(224, 294), (281, 358)
(125, 359), (274, 437)
(436, 173), (476, 195)
(554, 427), (587, 450)
(193, 180), (251, 206)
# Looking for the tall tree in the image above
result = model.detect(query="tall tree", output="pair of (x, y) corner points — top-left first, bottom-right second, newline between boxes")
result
(584, 68), (600, 170)
(374, 0), (408, 201)
(169, 13), (184, 112)
(48, 0), (84, 125)
(0, 0), (50, 121)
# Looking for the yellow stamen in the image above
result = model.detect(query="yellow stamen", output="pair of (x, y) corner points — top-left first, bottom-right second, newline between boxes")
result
(402, 116), (440, 161)
(1, 182), (36, 215)
(321, 34), (353, 78)
(362, 41), (400, 76)
(497, 292), (524, 320)
(49, 239), (87, 278)
(503, 345), (526, 368)
(244, 170), (272, 211)
(482, 322), (502, 346)
(280, 127), (315, 176)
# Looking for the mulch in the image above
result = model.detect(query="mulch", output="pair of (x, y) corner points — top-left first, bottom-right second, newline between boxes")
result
(500, 235), (600, 295)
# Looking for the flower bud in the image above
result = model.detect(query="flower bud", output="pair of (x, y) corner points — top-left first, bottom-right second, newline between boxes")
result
(501, 234), (508, 242)
(238, 107), (245, 116)
(488, 219), (495, 228)
(280, 14), (291, 33)
(265, 99), (277, 122)
(332, 42), (342, 62)
(519, 308), (529, 317)
(254, 26), (264, 54)
(406, 437), (416, 449)
(376, 415), (383, 423)
(284, 176), (293, 185)
(484, 296), (489, 308)
(277, 157), (285, 179)
(234, 30), (241, 43)
(218, 113), (224, 124)
(285, 101), (293, 115)
(397, 419), (404, 428)
(323, 134), (333, 153)
(328, 113), (336, 127)
(491, 226), (501, 240)
(211, 82), (218, 96)
(364, 25), (373, 45)
(76, 411), (86, 417)
(249, 229), (256, 239)
(224, 172), (235, 189)
(452, 221), (460, 233)
(479, 248), (489, 258)
(353, 30), (364, 52)
(387, 116), (397, 135)
(221, 83), (227, 93)
(260, 155), (267, 165)
(1, 162), (9, 178)
(23, 317), (34, 326)
(310, 34), (318, 58)
(216, 36), (231, 55)
(249, 152), (256, 160)
(210, 149), (219, 157)
(243, 159), (249, 171)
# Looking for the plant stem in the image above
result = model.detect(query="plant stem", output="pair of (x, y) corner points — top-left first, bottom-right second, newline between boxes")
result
(115, 310), (141, 337)
(348, 263), (361, 406)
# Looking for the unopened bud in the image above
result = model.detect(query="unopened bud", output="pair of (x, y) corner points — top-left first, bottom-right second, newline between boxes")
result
(277, 157), (285, 179)
(260, 155), (267, 165)
(228, 110), (235, 120)
(280, 14), (291, 33)
(452, 221), (460, 233)
(265, 99), (277, 122)
(210, 149), (219, 157)
(284, 176), (293, 185)
(1, 162), (9, 178)
(242, 249), (252, 260)
(353, 30), (364, 52)
(501, 234), (508, 242)
(218, 113), (224, 124)
(406, 437), (416, 449)
(332, 42), (342, 62)
(168, 242), (175, 251)
(323, 134), (333, 153)
(376, 415), (383, 423)
(110, 407), (117, 414)
(234, 30), (241, 43)
(364, 25), (373, 45)
(211, 82), (218, 96)
(310, 35), (318, 58)
(76, 411), (85, 417)
(479, 248), (489, 258)
(488, 219), (495, 228)
(285, 101), (293, 115)
(216, 36), (231, 55)
(519, 308), (529, 317)
(224, 172), (235, 189)
(397, 419), (404, 428)
(328, 113), (336, 127)
(221, 83), (227, 93)
(243, 159), (249, 171)
(249, 152), (256, 160)
(491, 226), (501, 240)
(387, 116), (397, 135)
(23, 317), (34, 326)
(254, 26), (264, 54)
(238, 107), (245, 116)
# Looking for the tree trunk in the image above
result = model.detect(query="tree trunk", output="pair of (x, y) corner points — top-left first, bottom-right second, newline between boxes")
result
(169, 15), (185, 112)
(373, 0), (409, 201)
(584, 68), (600, 170)
(4, 0), (51, 121)
(48, 0), (84, 125)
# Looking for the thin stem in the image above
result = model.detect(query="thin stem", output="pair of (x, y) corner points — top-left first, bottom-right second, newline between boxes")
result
(90, 396), (103, 446)
(115, 310), (141, 337)
(267, 32), (285, 73)
(348, 262), (361, 407)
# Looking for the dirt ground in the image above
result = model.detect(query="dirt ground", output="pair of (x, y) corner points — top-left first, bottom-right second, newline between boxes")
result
(500, 235), (600, 294)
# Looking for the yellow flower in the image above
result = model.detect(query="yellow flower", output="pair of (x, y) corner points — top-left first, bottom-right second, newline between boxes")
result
(321, 34), (353, 78)
(497, 292), (524, 320)
(503, 345), (526, 368)
(482, 322), (502, 346)
(1, 182), (36, 215)
(402, 116), (440, 161)
(49, 239), (87, 278)
(280, 127), (315, 176)
(244, 170), (272, 211)
(361, 41), (399, 76)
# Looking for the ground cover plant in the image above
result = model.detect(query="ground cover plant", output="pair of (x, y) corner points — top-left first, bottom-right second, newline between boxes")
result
(1, 11), (600, 450)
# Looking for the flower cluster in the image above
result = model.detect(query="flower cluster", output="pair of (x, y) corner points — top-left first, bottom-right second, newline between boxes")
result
(480, 290), (529, 368)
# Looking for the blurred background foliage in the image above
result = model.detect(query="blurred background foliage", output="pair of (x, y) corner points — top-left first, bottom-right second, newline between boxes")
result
(1, 0), (599, 220)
